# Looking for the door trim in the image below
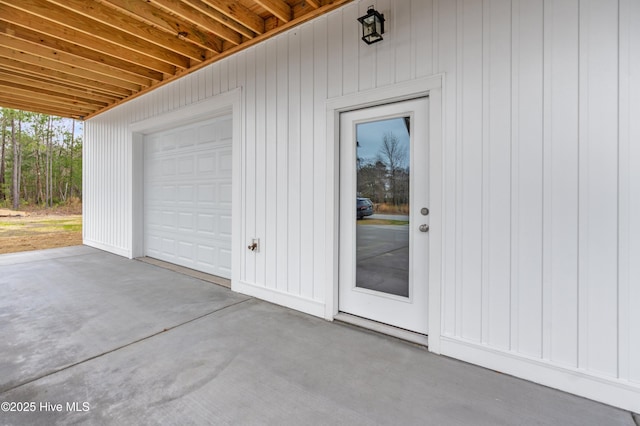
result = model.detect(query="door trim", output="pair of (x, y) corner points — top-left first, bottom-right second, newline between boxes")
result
(325, 75), (443, 353)
(339, 99), (429, 334)
(129, 88), (243, 290)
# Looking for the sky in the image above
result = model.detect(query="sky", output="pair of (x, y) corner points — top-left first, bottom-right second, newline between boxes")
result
(355, 117), (410, 167)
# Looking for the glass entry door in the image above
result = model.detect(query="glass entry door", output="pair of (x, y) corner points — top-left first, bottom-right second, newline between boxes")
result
(339, 98), (429, 334)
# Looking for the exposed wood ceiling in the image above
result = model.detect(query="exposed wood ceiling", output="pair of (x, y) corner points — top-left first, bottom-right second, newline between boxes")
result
(0, 0), (352, 120)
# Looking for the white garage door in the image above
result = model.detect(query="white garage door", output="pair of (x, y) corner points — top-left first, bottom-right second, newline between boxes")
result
(144, 115), (232, 278)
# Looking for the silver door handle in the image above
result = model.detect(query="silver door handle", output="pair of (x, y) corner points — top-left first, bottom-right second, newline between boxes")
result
(419, 224), (429, 232)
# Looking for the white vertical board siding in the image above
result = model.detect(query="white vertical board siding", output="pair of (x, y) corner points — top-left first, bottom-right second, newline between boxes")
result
(620, 0), (640, 386)
(84, 108), (132, 257)
(578, 0), (620, 378)
(484, 0), (512, 350)
(544, 0), (580, 368)
(511, 0), (544, 359)
(83, 0), (640, 411)
(458, 0), (484, 342)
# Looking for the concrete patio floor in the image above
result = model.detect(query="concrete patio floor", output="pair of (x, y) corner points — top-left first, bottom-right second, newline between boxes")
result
(0, 246), (636, 425)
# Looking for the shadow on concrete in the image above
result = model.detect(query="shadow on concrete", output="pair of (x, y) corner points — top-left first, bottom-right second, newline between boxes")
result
(0, 246), (634, 425)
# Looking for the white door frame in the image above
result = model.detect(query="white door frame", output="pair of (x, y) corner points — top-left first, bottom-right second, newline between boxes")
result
(128, 88), (243, 288)
(325, 75), (443, 353)
(339, 99), (430, 335)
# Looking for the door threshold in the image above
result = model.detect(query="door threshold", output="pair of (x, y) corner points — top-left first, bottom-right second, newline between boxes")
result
(334, 313), (428, 347)
(137, 257), (231, 288)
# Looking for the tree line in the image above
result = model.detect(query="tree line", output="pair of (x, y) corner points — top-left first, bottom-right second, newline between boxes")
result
(357, 131), (410, 206)
(0, 108), (82, 210)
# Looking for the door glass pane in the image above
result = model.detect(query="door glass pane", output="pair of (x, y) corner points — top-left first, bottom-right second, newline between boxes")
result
(355, 117), (410, 297)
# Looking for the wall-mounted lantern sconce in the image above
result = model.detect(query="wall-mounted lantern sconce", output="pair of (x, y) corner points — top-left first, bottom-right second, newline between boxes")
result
(357, 6), (385, 45)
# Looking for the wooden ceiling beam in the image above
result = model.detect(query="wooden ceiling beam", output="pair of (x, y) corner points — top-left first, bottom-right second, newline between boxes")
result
(0, 70), (115, 105)
(0, 56), (132, 98)
(0, 89), (97, 114)
(0, 0), (355, 119)
(163, 0), (257, 40)
(46, 0), (209, 61)
(196, 0), (265, 36)
(0, 96), (87, 119)
(0, 3), (179, 75)
(84, 0), (354, 120)
(98, 0), (223, 54)
(0, 47), (142, 93)
(0, 32), (153, 88)
(254, 0), (292, 22)
(305, 0), (322, 8)
(149, 0), (243, 45)
(0, 0), (192, 69)
(0, 21), (165, 82)
(0, 67), (127, 101)
(0, 79), (108, 111)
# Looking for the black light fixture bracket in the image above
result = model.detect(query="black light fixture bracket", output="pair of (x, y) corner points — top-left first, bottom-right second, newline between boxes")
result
(357, 6), (385, 45)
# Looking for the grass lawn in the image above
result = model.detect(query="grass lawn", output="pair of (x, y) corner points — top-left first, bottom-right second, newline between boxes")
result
(0, 214), (82, 254)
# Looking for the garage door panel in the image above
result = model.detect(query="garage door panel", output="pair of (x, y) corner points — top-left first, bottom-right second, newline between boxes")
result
(197, 184), (216, 204)
(161, 158), (176, 175)
(144, 115), (232, 279)
(160, 237), (174, 254)
(160, 210), (175, 227)
(177, 185), (194, 203)
(197, 154), (216, 174)
(177, 157), (194, 175)
(219, 183), (232, 204)
(147, 184), (162, 201)
(196, 213), (215, 234)
(218, 249), (232, 275)
(177, 129), (196, 148)
(160, 186), (176, 203)
(146, 235), (161, 250)
(199, 120), (230, 142)
(161, 134), (178, 151)
(219, 216), (232, 238)
(219, 118), (232, 139)
(177, 241), (194, 259)
(146, 137), (162, 154)
(178, 213), (194, 231)
(219, 152), (232, 174)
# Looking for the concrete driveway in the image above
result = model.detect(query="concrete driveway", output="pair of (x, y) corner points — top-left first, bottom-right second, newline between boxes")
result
(0, 246), (635, 425)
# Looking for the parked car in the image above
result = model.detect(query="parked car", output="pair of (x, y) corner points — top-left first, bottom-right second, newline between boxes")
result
(357, 197), (374, 219)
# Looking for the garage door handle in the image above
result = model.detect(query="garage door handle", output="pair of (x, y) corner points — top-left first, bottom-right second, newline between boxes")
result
(419, 224), (429, 232)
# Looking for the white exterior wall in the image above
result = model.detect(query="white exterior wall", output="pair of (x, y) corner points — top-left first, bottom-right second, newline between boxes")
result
(84, 0), (640, 412)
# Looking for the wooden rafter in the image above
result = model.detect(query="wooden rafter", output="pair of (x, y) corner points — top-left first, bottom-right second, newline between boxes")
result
(254, 0), (292, 22)
(0, 0), (353, 119)
(0, 58), (134, 99)
(305, 0), (322, 8)
(0, 47), (142, 93)
(0, 9), (178, 76)
(46, 0), (208, 61)
(0, 33), (152, 88)
(0, 21), (165, 82)
(149, 0), (244, 45)
(184, 0), (264, 37)
(97, 0), (223, 54)
(0, 69), (117, 104)
(0, 0), (192, 69)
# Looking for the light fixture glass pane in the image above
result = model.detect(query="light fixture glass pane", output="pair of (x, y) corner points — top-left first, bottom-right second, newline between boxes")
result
(363, 22), (374, 36)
